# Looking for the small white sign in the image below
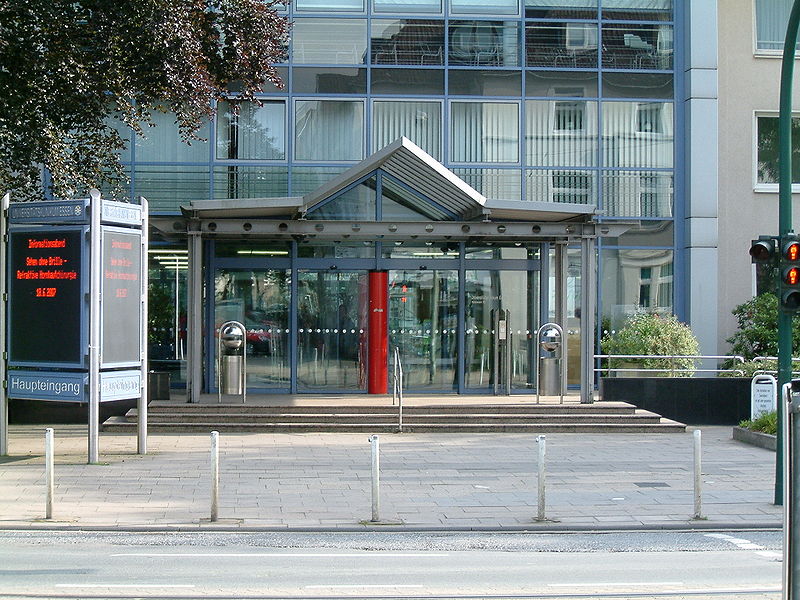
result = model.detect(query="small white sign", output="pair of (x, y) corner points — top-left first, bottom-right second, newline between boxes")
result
(101, 200), (142, 227)
(101, 370), (142, 402)
(751, 374), (777, 420)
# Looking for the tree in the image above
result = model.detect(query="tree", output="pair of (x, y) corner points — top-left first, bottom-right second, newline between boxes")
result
(0, 0), (289, 200)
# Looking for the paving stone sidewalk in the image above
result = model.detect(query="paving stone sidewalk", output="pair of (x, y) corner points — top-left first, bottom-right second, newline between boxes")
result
(0, 425), (783, 530)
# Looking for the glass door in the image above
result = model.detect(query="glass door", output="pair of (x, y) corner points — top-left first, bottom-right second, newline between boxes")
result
(213, 269), (291, 390)
(464, 270), (539, 392)
(297, 270), (369, 391)
(388, 270), (459, 390)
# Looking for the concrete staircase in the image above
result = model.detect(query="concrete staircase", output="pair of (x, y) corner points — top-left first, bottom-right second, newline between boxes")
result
(103, 401), (685, 433)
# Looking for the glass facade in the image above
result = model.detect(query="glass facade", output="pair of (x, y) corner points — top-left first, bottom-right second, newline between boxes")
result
(117, 0), (678, 381)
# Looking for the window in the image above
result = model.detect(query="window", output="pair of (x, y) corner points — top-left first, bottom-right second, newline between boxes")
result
(216, 100), (286, 160)
(295, 0), (364, 11)
(756, 114), (800, 185)
(450, 102), (519, 163)
(551, 170), (592, 204)
(135, 111), (209, 162)
(756, 0), (799, 52)
(291, 19), (367, 64)
(526, 100), (597, 167)
(295, 100), (364, 161)
(602, 101), (672, 168)
(372, 101), (441, 158)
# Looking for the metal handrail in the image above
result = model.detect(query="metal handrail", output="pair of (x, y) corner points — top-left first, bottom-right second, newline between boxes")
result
(393, 346), (404, 433)
(753, 356), (800, 363)
(593, 354), (746, 378)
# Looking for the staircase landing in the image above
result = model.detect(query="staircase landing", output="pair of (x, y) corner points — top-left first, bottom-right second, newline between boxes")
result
(103, 393), (686, 434)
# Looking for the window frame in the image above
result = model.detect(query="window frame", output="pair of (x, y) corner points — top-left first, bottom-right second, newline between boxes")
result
(215, 98), (288, 163)
(753, 110), (800, 192)
(293, 98), (367, 163)
(753, 0), (799, 57)
(448, 99), (521, 165)
(370, 98), (444, 158)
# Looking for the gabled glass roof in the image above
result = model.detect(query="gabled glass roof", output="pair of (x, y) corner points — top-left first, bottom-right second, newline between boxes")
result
(306, 170), (458, 221)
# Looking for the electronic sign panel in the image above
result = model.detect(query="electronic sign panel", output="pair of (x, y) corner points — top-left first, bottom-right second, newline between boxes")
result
(8, 228), (86, 366)
(101, 227), (142, 367)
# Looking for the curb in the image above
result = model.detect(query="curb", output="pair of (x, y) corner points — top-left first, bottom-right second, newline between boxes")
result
(732, 426), (777, 451)
(0, 522), (783, 534)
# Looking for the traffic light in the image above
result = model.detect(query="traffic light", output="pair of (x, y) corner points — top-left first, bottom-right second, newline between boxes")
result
(781, 234), (800, 311)
(750, 236), (778, 263)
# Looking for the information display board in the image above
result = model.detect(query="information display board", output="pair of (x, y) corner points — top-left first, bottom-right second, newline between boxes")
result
(101, 227), (142, 367)
(8, 228), (86, 367)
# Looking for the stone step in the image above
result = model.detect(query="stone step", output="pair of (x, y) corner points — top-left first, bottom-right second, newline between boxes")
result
(144, 402), (638, 415)
(120, 409), (663, 425)
(102, 416), (686, 434)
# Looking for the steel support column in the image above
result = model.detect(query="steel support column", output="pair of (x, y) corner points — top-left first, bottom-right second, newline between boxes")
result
(579, 235), (596, 404)
(187, 225), (202, 404)
(554, 242), (568, 394)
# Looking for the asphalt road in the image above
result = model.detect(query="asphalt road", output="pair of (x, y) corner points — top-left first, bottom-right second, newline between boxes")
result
(0, 530), (784, 600)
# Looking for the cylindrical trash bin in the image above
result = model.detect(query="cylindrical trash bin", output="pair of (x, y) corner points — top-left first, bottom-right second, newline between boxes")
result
(221, 355), (243, 395)
(539, 357), (560, 396)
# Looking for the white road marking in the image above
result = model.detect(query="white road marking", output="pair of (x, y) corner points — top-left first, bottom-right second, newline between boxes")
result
(112, 552), (449, 558)
(703, 533), (765, 551)
(56, 584), (195, 589)
(757, 550), (784, 559)
(548, 582), (682, 588)
(305, 585), (424, 589)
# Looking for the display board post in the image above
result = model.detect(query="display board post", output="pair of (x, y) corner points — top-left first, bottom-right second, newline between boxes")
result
(138, 197), (148, 455)
(0, 193), (8, 457)
(88, 189), (101, 464)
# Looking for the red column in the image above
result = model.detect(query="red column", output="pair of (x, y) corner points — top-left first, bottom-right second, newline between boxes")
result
(368, 271), (388, 394)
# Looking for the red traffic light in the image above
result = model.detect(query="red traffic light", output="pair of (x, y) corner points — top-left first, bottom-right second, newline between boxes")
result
(785, 241), (800, 261)
(786, 267), (800, 286)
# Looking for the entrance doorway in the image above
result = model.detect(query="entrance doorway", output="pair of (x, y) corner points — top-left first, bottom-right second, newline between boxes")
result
(297, 270), (368, 391)
(388, 269), (459, 391)
(210, 242), (546, 395)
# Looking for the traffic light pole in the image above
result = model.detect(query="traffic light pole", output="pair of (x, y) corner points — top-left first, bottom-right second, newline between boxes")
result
(778, 0), (800, 509)
(781, 3), (800, 599)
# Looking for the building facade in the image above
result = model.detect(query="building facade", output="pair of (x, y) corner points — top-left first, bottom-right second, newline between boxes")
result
(717, 0), (800, 353)
(106, 0), (721, 396)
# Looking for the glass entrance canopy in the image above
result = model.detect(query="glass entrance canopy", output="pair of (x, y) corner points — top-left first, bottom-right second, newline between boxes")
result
(154, 137), (630, 402)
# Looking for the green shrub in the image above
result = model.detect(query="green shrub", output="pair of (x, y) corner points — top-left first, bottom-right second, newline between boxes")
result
(600, 312), (700, 377)
(739, 411), (777, 435)
(727, 293), (800, 360)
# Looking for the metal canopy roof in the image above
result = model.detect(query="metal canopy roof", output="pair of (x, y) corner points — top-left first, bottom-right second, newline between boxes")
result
(177, 136), (600, 226)
(300, 137), (488, 221)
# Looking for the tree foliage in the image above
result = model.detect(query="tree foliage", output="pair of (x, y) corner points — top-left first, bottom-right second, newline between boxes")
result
(0, 0), (289, 200)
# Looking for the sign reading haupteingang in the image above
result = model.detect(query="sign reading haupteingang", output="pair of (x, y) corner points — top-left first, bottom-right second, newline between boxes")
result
(6, 195), (145, 403)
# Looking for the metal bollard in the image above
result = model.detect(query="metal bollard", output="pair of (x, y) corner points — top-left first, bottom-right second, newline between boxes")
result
(211, 430), (219, 522)
(45, 428), (54, 520)
(693, 429), (703, 519)
(537, 434), (546, 522)
(370, 435), (380, 522)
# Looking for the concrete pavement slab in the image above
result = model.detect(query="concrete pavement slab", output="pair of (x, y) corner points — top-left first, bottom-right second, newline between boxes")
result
(0, 424), (783, 531)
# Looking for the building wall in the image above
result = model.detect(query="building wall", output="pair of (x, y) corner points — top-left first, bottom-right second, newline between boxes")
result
(717, 1), (800, 353)
(127, 1), (698, 367)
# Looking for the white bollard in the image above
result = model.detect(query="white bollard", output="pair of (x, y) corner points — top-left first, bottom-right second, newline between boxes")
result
(537, 434), (546, 522)
(211, 430), (219, 522)
(45, 428), (54, 520)
(370, 435), (380, 522)
(693, 429), (703, 519)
